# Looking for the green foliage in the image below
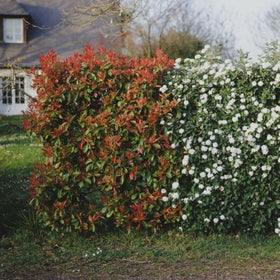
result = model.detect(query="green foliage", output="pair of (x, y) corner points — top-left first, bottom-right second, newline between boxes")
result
(161, 43), (280, 235)
(158, 29), (204, 59)
(23, 46), (180, 233)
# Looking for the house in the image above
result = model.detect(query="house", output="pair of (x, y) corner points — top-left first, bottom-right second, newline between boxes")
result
(0, 0), (122, 115)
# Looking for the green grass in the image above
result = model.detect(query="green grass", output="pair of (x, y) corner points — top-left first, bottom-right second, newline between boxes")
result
(0, 115), (42, 235)
(1, 230), (280, 279)
(0, 115), (34, 145)
(1, 115), (280, 279)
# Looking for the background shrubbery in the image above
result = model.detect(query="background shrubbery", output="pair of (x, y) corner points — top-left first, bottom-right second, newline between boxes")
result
(162, 43), (280, 235)
(23, 46), (180, 233)
(24, 43), (280, 236)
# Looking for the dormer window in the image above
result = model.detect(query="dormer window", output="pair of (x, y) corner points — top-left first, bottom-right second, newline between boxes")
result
(3, 18), (24, 43)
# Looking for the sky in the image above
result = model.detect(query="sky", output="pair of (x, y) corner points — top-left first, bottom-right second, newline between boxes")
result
(194, 0), (280, 58)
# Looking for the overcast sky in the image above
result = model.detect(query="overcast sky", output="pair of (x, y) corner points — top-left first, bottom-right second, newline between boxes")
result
(193, 0), (280, 58)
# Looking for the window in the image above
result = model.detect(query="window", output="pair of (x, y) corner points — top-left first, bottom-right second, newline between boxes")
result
(15, 77), (25, 104)
(3, 18), (24, 43)
(1, 76), (25, 105)
(2, 77), (12, 104)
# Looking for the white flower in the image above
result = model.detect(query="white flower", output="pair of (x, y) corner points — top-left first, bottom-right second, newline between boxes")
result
(171, 192), (179, 200)
(204, 218), (210, 223)
(175, 58), (182, 64)
(183, 100), (189, 106)
(217, 166), (223, 172)
(211, 148), (218, 155)
(261, 145), (269, 155)
(194, 178), (199, 184)
(189, 169), (195, 175)
(200, 93), (208, 104)
(162, 196), (168, 202)
(200, 172), (206, 178)
(179, 128), (185, 134)
(159, 85), (168, 93)
(199, 184), (204, 189)
(181, 168), (187, 174)
(273, 62), (280, 71)
(161, 188), (167, 194)
(251, 166), (257, 171)
(203, 187), (212, 195)
(213, 218), (219, 224)
(189, 149), (195, 155)
(172, 182), (179, 190)
(182, 214), (187, 220)
(257, 113), (263, 122)
(201, 146), (208, 152)
(215, 94), (222, 101)
(262, 62), (271, 68)
(258, 81), (264, 87)
(182, 155), (189, 165)
(218, 120), (228, 125)
(275, 228), (280, 234)
(267, 134), (273, 141)
(220, 215), (225, 220)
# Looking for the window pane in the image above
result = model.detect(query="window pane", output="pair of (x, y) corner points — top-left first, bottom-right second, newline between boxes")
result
(2, 77), (13, 104)
(3, 18), (23, 43)
(15, 77), (25, 104)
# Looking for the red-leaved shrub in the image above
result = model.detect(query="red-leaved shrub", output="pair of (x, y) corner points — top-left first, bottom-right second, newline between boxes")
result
(23, 46), (181, 233)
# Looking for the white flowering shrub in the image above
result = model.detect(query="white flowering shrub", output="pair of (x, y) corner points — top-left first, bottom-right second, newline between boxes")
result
(161, 43), (280, 235)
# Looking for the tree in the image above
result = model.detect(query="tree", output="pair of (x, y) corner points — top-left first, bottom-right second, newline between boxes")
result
(263, 5), (280, 39)
(254, 4), (280, 54)
(150, 29), (204, 59)
(63, 0), (235, 58)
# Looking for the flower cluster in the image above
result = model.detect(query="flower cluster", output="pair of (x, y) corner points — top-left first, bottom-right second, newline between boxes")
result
(161, 43), (280, 235)
(83, 247), (102, 258)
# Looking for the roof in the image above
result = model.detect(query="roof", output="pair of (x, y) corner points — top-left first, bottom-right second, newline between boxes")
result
(0, 0), (122, 67)
(0, 0), (30, 16)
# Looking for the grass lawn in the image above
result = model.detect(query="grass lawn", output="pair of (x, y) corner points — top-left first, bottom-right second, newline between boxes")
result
(1, 115), (280, 280)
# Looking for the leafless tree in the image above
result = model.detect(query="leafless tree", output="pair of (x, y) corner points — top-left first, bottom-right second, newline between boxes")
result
(263, 5), (280, 39)
(62, 0), (235, 58)
(253, 4), (280, 54)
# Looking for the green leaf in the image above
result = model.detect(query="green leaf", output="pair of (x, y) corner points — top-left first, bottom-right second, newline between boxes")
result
(152, 143), (161, 149)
